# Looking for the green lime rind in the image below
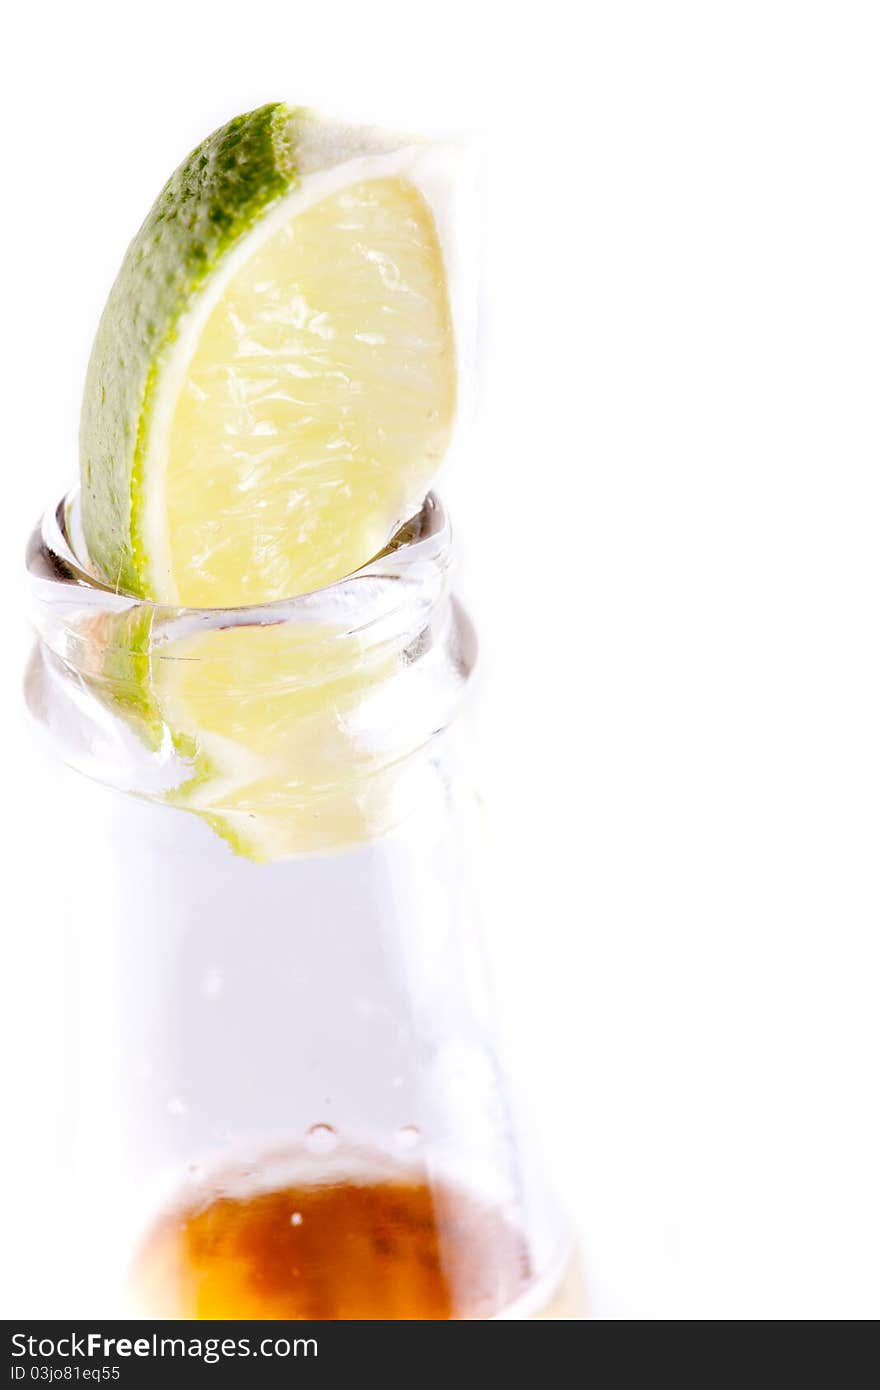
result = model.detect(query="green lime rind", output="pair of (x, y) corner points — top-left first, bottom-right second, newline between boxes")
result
(88, 606), (203, 766)
(97, 605), (164, 750)
(80, 102), (301, 598)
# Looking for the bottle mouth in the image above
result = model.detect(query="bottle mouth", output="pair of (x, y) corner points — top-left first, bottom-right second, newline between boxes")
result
(25, 487), (470, 694)
(27, 486), (452, 633)
(25, 487), (475, 853)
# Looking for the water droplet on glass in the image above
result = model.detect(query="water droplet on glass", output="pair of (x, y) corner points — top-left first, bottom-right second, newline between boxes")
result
(290, 1211), (303, 1226)
(200, 968), (224, 1001)
(306, 1123), (338, 1155)
(395, 1124), (420, 1150)
(354, 995), (379, 1021)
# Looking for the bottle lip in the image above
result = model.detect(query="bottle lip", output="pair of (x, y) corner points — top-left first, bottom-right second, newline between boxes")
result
(27, 494), (455, 678)
(26, 487), (452, 637)
(25, 487), (472, 840)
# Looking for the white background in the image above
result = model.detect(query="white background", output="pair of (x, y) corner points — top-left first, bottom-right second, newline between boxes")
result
(2, 1), (879, 1319)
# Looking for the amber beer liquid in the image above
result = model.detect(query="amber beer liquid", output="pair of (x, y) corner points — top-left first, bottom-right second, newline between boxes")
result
(132, 1143), (582, 1321)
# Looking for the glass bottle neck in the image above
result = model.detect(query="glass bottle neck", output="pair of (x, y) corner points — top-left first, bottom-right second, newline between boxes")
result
(26, 489), (476, 858)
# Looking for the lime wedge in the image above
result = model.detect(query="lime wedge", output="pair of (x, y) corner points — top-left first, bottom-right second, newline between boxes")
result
(152, 620), (405, 860)
(78, 105), (466, 859)
(80, 103), (460, 606)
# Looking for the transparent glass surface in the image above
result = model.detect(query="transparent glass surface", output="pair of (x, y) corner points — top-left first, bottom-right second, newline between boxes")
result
(24, 491), (583, 1320)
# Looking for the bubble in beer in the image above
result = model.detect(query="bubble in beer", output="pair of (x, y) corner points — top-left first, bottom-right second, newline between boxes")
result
(306, 1123), (338, 1155)
(394, 1124), (421, 1150)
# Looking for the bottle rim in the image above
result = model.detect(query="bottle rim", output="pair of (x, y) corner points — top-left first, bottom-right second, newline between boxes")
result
(24, 487), (474, 830)
(27, 486), (453, 642)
